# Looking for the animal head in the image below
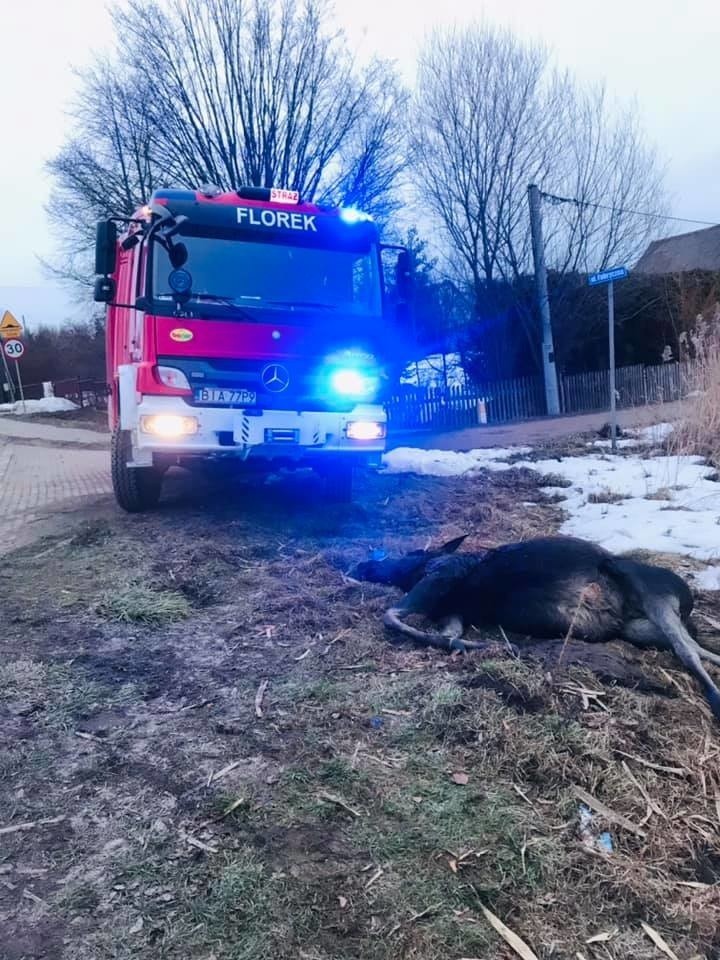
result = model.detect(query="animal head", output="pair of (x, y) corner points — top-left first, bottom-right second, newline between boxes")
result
(346, 534), (468, 584)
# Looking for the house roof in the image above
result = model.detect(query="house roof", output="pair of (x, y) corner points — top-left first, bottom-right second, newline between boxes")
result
(634, 224), (720, 274)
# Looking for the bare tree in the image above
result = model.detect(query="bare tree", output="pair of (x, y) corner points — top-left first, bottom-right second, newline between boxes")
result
(411, 23), (666, 377)
(541, 86), (666, 275)
(48, 0), (406, 287)
(46, 62), (161, 289)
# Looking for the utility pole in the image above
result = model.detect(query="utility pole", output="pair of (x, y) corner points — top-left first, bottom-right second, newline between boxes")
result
(527, 184), (560, 416)
(608, 280), (617, 452)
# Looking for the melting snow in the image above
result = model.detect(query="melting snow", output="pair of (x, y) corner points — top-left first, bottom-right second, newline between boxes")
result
(0, 397), (79, 415)
(693, 567), (720, 591)
(587, 422), (675, 449)
(382, 439), (720, 563)
(382, 446), (531, 477)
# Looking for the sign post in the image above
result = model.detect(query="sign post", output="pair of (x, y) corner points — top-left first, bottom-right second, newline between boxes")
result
(0, 347), (15, 403)
(3, 339), (26, 412)
(0, 312), (23, 404)
(588, 266), (629, 453)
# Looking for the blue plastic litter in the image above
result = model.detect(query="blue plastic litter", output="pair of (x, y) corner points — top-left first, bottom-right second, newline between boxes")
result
(370, 716), (384, 729)
(369, 548), (388, 561)
(597, 832), (614, 853)
(579, 803), (614, 854)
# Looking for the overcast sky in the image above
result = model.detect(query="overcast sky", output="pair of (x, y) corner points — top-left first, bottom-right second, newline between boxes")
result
(1, 0), (718, 327)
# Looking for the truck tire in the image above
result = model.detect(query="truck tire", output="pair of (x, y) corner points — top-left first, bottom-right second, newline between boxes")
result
(111, 429), (163, 513)
(321, 459), (354, 503)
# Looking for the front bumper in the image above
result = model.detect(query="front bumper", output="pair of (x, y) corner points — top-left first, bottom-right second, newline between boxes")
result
(129, 395), (386, 464)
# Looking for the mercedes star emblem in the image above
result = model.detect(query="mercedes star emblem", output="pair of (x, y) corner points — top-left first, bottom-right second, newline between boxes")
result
(261, 363), (290, 392)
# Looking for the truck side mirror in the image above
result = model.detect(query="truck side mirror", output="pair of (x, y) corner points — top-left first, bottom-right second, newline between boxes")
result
(395, 250), (413, 302)
(169, 242), (188, 269)
(93, 276), (116, 303)
(95, 220), (117, 276)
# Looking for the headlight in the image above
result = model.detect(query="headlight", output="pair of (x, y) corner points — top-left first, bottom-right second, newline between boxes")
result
(156, 366), (191, 390)
(346, 420), (386, 441)
(140, 414), (198, 438)
(330, 367), (379, 399)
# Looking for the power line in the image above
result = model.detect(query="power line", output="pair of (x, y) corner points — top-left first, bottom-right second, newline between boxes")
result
(540, 190), (720, 228)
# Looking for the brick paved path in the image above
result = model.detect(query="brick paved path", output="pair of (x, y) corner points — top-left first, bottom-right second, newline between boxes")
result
(0, 437), (111, 555)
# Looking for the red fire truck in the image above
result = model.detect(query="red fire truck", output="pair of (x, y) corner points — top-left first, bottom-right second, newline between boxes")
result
(93, 185), (412, 511)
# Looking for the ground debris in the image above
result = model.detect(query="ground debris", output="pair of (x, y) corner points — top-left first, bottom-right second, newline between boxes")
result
(0, 815), (65, 837)
(317, 791), (361, 818)
(255, 678), (269, 718)
(573, 785), (647, 838)
(640, 921), (681, 960)
(477, 901), (540, 960)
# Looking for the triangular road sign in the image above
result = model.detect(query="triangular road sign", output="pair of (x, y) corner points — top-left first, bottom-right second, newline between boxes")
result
(0, 311), (23, 341)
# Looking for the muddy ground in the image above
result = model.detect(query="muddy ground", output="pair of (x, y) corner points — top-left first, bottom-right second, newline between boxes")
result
(1, 460), (720, 960)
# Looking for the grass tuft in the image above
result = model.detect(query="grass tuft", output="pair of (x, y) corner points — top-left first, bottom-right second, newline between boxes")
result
(96, 583), (191, 624)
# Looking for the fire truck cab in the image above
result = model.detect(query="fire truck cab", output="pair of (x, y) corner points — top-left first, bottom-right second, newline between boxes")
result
(94, 185), (412, 512)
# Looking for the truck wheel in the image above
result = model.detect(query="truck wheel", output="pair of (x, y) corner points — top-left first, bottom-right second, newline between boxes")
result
(321, 459), (354, 503)
(111, 429), (163, 513)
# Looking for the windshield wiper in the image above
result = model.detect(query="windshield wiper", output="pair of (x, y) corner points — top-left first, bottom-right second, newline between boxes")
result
(182, 294), (257, 322)
(265, 300), (337, 310)
(191, 294), (242, 305)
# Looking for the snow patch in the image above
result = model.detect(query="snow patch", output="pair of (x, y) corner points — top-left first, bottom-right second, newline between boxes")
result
(0, 397), (80, 415)
(588, 422), (675, 450)
(383, 446), (532, 477)
(693, 567), (720, 591)
(382, 441), (720, 563)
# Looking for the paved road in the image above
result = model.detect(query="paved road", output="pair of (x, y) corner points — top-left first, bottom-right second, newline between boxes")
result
(0, 424), (111, 556)
(0, 417), (108, 447)
(387, 402), (686, 451)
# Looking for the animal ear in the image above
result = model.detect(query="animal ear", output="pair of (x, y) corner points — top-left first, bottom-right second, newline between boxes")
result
(438, 534), (468, 554)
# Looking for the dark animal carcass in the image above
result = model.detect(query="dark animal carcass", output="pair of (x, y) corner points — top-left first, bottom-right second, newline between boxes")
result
(352, 535), (720, 722)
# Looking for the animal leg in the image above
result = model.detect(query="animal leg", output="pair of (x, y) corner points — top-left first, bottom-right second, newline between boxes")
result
(644, 599), (720, 722)
(382, 559), (489, 654)
(692, 640), (720, 669)
(621, 618), (720, 668)
(383, 606), (463, 652)
(621, 618), (663, 649)
(439, 615), (464, 642)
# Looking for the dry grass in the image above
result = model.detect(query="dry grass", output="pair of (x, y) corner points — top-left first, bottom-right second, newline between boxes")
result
(588, 488), (626, 504)
(666, 306), (720, 465)
(2, 467), (720, 960)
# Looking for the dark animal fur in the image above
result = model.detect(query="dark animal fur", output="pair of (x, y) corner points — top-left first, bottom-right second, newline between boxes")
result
(352, 535), (720, 723)
(347, 534), (469, 593)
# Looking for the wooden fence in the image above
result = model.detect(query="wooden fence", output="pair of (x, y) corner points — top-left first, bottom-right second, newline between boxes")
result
(387, 360), (694, 431)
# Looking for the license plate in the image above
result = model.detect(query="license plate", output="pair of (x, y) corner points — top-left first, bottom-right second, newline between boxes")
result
(195, 388), (257, 405)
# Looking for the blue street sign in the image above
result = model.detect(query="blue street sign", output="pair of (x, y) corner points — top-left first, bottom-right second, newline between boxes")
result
(588, 266), (629, 286)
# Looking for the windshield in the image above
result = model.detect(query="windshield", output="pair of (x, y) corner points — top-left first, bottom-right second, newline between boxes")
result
(152, 233), (382, 317)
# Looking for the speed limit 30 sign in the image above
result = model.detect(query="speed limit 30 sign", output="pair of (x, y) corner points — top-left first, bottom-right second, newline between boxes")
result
(3, 339), (24, 360)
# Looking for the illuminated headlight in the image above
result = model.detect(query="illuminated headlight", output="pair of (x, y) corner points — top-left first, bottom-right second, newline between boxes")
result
(156, 366), (191, 390)
(346, 420), (386, 441)
(330, 368), (379, 398)
(140, 414), (198, 438)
